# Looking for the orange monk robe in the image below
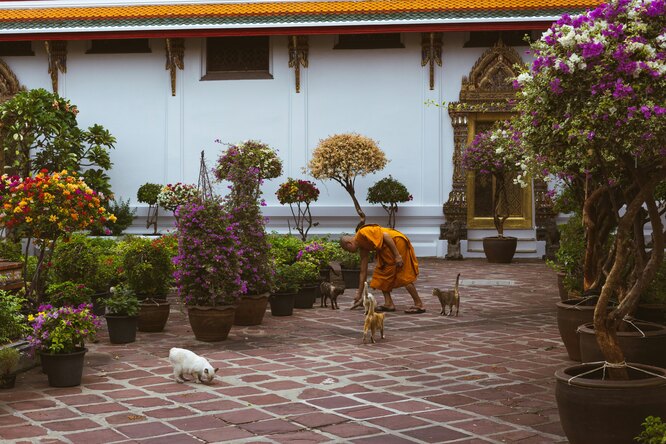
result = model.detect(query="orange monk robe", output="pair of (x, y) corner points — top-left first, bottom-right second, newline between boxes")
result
(354, 224), (419, 292)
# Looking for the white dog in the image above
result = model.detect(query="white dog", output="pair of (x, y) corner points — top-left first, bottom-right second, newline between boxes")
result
(168, 347), (218, 384)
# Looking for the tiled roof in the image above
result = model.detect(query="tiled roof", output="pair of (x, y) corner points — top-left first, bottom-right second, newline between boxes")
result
(0, 0), (601, 36)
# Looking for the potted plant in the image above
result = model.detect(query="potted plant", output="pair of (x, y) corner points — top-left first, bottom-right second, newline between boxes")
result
(462, 121), (524, 263)
(214, 140), (282, 326)
(367, 175), (413, 229)
(292, 258), (320, 309)
(636, 416), (666, 444)
(104, 286), (139, 344)
(156, 182), (201, 225)
(0, 347), (20, 389)
(120, 236), (173, 332)
(45, 281), (95, 308)
(269, 262), (302, 316)
(332, 242), (362, 289)
(0, 171), (116, 304)
(307, 133), (388, 230)
(137, 182), (162, 235)
(295, 240), (336, 303)
(276, 178), (320, 241)
(27, 303), (100, 387)
(174, 197), (243, 341)
(513, 0), (666, 441)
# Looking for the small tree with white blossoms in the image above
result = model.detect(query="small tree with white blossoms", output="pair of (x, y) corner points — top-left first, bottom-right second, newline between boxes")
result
(307, 133), (388, 229)
(513, 0), (665, 377)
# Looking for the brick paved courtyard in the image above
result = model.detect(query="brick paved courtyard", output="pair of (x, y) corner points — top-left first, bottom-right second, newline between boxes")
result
(0, 258), (570, 443)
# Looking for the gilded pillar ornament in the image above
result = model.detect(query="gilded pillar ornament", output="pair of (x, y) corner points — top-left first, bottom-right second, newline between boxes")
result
(165, 38), (184, 97)
(442, 111), (469, 237)
(421, 32), (442, 90)
(45, 41), (67, 93)
(288, 36), (308, 93)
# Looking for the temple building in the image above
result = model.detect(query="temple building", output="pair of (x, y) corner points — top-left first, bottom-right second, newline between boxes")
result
(0, 0), (598, 256)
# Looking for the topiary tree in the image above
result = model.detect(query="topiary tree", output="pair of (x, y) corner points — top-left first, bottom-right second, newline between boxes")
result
(307, 133), (388, 229)
(513, 0), (665, 377)
(137, 183), (162, 234)
(367, 175), (412, 229)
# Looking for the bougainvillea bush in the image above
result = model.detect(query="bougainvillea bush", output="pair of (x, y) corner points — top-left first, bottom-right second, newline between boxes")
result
(367, 175), (413, 229)
(307, 133), (388, 229)
(462, 121), (524, 237)
(213, 140), (283, 295)
(276, 178), (320, 241)
(513, 0), (665, 374)
(173, 198), (243, 306)
(0, 170), (115, 301)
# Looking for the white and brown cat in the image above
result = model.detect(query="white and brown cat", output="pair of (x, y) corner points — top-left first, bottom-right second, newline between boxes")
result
(362, 282), (385, 344)
(168, 347), (218, 384)
(432, 273), (460, 316)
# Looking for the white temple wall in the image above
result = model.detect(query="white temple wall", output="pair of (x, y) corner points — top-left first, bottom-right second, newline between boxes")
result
(1, 32), (533, 254)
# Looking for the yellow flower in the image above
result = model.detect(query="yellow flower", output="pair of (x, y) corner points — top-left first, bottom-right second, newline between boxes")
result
(49, 215), (57, 222)
(108, 214), (117, 223)
(27, 314), (34, 321)
(25, 216), (32, 222)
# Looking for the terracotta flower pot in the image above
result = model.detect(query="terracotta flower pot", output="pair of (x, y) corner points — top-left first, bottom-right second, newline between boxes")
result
(187, 305), (236, 342)
(577, 320), (666, 368)
(234, 293), (269, 326)
(556, 297), (597, 361)
(555, 362), (666, 444)
(137, 298), (170, 332)
(482, 236), (517, 263)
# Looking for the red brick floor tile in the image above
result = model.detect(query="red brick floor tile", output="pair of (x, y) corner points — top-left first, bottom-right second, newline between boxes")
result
(239, 393), (290, 405)
(413, 408), (476, 422)
(124, 397), (175, 408)
(337, 405), (395, 419)
(115, 421), (178, 439)
(0, 424), (47, 439)
(366, 414), (431, 430)
(271, 429), (331, 443)
(167, 391), (219, 403)
(308, 395), (365, 409)
(238, 418), (303, 435)
(137, 433), (204, 444)
(453, 418), (517, 435)
(105, 389), (150, 399)
(190, 398), (245, 412)
(263, 402), (321, 416)
(106, 413), (149, 425)
(320, 422), (383, 438)
(43, 418), (103, 432)
(353, 435), (418, 444)
(257, 380), (306, 391)
(402, 425), (472, 442)
(64, 428), (128, 443)
(215, 408), (273, 424)
(168, 414), (226, 431)
(191, 425), (255, 442)
(143, 406), (196, 419)
(0, 414), (29, 426)
(290, 412), (348, 428)
(57, 393), (108, 406)
(76, 402), (131, 414)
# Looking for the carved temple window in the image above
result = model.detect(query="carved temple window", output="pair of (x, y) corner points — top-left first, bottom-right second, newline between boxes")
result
(203, 36), (272, 80)
(334, 33), (404, 50)
(0, 41), (34, 57)
(443, 40), (553, 239)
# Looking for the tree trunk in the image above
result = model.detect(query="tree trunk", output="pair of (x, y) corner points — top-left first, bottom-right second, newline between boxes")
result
(343, 184), (365, 230)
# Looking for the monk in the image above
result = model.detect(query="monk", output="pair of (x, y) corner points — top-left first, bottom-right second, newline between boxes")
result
(340, 224), (425, 314)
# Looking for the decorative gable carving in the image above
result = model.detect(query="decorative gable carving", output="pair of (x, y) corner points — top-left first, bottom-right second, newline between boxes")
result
(0, 58), (23, 102)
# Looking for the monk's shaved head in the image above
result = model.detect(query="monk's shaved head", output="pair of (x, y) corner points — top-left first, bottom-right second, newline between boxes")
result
(340, 235), (358, 252)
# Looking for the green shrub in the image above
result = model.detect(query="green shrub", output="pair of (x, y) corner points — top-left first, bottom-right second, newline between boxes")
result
(120, 236), (172, 297)
(0, 240), (22, 262)
(51, 234), (99, 287)
(268, 234), (305, 266)
(105, 286), (139, 316)
(45, 281), (94, 307)
(0, 291), (30, 344)
(0, 347), (20, 377)
(636, 416), (666, 444)
(554, 215), (586, 295)
(90, 198), (136, 236)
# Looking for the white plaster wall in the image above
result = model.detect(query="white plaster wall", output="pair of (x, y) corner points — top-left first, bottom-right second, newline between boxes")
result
(1, 32), (535, 255)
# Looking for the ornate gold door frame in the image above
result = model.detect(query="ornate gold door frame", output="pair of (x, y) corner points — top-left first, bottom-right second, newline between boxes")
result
(465, 112), (532, 230)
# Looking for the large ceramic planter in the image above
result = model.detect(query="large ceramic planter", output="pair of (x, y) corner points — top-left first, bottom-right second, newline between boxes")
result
(234, 293), (269, 326)
(636, 303), (666, 326)
(39, 348), (88, 387)
(341, 268), (361, 289)
(137, 298), (170, 332)
(91, 291), (109, 317)
(556, 297), (597, 361)
(482, 236), (517, 263)
(187, 305), (236, 342)
(294, 284), (317, 309)
(577, 320), (666, 368)
(269, 292), (296, 316)
(555, 362), (666, 444)
(105, 315), (138, 344)
(556, 272), (568, 302)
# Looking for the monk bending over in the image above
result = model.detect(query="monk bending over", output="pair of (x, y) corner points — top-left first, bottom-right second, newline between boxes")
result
(340, 224), (425, 314)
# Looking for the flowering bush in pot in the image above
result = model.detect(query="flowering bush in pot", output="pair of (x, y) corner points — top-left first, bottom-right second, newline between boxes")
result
(276, 178), (320, 241)
(0, 170), (116, 303)
(157, 183), (201, 223)
(307, 133), (388, 229)
(367, 175), (412, 229)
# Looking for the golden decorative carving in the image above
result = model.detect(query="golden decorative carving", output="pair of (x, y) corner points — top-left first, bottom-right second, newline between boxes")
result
(45, 41), (67, 93)
(421, 32), (442, 90)
(288, 35), (308, 93)
(0, 58), (23, 103)
(165, 38), (184, 97)
(443, 40), (530, 236)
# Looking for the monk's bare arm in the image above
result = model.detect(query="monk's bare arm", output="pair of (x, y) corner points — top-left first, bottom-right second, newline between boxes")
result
(382, 233), (403, 267)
